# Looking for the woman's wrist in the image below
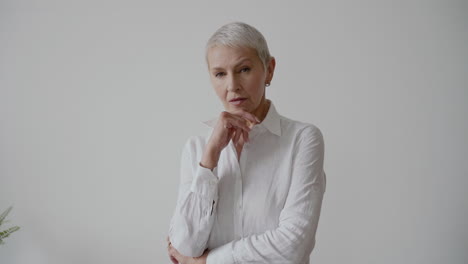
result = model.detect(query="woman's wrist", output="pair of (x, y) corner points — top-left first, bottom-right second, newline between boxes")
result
(200, 144), (220, 170)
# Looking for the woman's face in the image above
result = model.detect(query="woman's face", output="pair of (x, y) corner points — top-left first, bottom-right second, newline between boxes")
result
(206, 45), (275, 114)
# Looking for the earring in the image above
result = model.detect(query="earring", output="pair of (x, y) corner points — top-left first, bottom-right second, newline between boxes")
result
(265, 83), (270, 87)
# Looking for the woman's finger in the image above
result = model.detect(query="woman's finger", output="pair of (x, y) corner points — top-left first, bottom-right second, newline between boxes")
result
(227, 126), (235, 140)
(221, 112), (252, 133)
(229, 117), (251, 133)
(233, 127), (241, 146)
(168, 253), (178, 264)
(167, 242), (178, 264)
(231, 109), (260, 124)
(169, 245), (183, 263)
(240, 111), (260, 124)
(243, 129), (249, 143)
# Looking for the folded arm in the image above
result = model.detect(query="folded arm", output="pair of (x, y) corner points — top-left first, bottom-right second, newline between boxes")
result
(168, 137), (219, 257)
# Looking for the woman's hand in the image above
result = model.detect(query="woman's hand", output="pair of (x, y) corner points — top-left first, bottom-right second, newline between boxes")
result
(210, 110), (259, 149)
(201, 110), (259, 169)
(167, 236), (209, 264)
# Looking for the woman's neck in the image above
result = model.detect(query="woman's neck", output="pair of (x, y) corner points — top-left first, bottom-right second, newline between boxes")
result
(252, 98), (270, 124)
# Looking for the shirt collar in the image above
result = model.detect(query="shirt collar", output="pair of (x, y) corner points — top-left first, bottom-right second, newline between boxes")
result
(201, 99), (282, 136)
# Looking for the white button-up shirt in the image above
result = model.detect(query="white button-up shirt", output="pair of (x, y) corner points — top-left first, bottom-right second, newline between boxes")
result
(168, 100), (326, 264)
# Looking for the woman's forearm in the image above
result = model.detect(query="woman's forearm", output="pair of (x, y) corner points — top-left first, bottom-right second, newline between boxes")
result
(169, 137), (220, 257)
(200, 142), (221, 170)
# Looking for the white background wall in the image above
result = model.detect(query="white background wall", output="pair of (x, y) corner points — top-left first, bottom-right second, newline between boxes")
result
(1, 1), (467, 263)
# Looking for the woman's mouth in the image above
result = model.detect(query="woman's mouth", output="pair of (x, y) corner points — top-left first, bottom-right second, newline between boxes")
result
(229, 98), (247, 106)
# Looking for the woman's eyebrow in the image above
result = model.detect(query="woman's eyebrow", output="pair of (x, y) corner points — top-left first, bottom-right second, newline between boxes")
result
(234, 58), (252, 66)
(211, 59), (252, 71)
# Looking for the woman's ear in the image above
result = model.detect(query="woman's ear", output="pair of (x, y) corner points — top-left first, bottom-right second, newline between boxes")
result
(266, 56), (276, 84)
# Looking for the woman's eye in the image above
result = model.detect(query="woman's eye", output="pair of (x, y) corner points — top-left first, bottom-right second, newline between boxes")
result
(215, 72), (225, 77)
(240, 67), (250, 73)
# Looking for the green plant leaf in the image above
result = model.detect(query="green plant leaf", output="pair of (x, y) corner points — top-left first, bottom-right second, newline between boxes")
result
(0, 226), (20, 240)
(0, 206), (13, 226)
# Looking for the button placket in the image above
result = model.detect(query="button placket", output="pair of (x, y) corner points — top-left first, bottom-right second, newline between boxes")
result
(238, 143), (248, 238)
(228, 139), (243, 238)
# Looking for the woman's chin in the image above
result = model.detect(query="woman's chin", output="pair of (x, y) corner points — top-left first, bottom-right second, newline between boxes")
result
(227, 103), (249, 111)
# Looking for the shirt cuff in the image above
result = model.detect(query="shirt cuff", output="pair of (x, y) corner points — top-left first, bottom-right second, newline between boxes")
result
(190, 163), (219, 200)
(206, 241), (236, 264)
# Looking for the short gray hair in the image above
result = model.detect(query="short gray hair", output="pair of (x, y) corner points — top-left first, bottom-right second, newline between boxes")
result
(205, 22), (272, 71)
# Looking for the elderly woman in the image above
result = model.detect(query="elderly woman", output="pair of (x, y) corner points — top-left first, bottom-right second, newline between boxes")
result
(167, 22), (326, 264)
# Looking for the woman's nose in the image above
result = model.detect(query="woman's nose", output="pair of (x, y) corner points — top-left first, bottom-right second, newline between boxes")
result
(226, 75), (241, 92)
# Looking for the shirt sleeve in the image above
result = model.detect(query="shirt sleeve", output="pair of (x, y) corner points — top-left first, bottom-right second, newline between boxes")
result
(168, 137), (220, 257)
(206, 126), (326, 264)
